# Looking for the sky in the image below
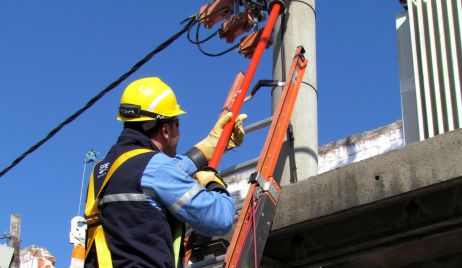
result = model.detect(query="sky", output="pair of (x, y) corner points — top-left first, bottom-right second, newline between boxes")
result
(0, 1), (404, 267)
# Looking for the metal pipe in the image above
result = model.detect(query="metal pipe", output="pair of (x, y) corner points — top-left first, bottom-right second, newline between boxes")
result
(244, 116), (273, 133)
(221, 157), (258, 177)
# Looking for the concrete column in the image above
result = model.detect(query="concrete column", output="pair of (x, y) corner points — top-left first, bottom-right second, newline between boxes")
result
(9, 214), (21, 268)
(272, 0), (318, 185)
(396, 11), (419, 145)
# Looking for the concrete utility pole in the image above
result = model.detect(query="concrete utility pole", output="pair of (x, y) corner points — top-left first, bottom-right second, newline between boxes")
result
(272, 0), (318, 185)
(9, 214), (21, 268)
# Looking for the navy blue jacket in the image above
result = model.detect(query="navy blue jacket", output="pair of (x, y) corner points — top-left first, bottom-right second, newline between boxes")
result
(85, 128), (235, 267)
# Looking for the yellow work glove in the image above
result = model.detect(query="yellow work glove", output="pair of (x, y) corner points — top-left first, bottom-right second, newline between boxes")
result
(194, 170), (229, 194)
(195, 112), (247, 161)
(194, 170), (226, 188)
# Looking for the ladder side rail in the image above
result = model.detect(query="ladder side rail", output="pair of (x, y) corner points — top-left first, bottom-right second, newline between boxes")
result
(224, 46), (307, 268)
(257, 47), (307, 180)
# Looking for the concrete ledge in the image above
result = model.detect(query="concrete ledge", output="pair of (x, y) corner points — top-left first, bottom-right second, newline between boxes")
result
(264, 128), (462, 267)
(272, 128), (462, 230)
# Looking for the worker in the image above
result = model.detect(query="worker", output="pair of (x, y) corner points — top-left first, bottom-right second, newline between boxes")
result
(84, 77), (246, 268)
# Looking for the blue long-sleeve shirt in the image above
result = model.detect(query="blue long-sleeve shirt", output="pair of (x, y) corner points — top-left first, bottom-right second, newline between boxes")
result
(140, 152), (235, 236)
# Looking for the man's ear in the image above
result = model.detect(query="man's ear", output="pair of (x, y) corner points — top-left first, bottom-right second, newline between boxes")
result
(160, 123), (170, 140)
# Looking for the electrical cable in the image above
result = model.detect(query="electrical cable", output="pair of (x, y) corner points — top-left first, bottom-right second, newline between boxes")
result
(0, 16), (197, 178)
(302, 81), (318, 96)
(195, 22), (239, 57)
(186, 18), (219, 45)
(278, 9), (299, 184)
(186, 5), (242, 57)
(197, 41), (239, 57)
(187, 27), (219, 44)
(0, 233), (11, 240)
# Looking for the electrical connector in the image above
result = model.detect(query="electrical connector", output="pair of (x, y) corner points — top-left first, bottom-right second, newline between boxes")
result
(238, 29), (272, 58)
(199, 0), (235, 29)
(219, 10), (255, 43)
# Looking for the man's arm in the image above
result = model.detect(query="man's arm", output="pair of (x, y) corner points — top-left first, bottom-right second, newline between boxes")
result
(140, 153), (235, 236)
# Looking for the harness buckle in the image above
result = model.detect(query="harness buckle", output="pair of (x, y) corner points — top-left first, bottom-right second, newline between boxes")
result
(86, 215), (101, 227)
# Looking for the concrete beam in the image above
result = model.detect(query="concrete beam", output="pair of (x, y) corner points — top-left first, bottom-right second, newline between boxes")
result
(264, 128), (462, 267)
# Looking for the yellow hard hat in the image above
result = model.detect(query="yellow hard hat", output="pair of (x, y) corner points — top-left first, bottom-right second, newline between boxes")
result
(117, 77), (186, 122)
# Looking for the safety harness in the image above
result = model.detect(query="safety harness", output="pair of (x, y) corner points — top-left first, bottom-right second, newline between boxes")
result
(84, 148), (183, 268)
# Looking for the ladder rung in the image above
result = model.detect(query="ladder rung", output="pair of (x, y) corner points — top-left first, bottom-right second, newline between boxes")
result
(244, 116), (272, 134)
(221, 157), (258, 177)
(220, 116), (272, 177)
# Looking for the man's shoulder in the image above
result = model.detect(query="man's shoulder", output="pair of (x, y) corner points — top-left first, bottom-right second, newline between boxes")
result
(146, 152), (178, 169)
(146, 153), (196, 175)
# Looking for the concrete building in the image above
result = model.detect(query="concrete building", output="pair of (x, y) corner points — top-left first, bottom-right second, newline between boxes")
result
(397, 0), (462, 143)
(0, 244), (14, 268)
(19, 246), (56, 268)
(263, 126), (462, 267)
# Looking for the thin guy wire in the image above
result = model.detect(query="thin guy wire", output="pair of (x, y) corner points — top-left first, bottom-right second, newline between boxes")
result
(77, 160), (87, 216)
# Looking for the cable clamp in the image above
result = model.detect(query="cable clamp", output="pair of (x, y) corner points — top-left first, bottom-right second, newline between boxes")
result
(267, 0), (287, 11)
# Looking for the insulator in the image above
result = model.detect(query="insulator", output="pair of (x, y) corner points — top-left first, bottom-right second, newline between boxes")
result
(238, 29), (272, 58)
(199, 0), (235, 29)
(219, 10), (254, 43)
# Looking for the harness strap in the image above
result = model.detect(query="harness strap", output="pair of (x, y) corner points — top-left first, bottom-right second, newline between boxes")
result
(84, 148), (153, 268)
(141, 184), (187, 268)
(173, 222), (183, 268)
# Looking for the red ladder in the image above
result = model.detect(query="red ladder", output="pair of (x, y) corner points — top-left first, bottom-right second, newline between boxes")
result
(223, 46), (307, 268)
(185, 46), (307, 268)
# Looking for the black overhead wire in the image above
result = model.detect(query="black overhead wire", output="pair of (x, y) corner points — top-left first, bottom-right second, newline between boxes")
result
(187, 6), (240, 57)
(0, 16), (197, 178)
(187, 20), (218, 44)
(186, 7), (222, 45)
(195, 22), (240, 57)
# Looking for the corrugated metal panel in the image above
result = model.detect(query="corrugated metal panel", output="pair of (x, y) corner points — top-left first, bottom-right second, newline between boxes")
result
(407, 0), (462, 139)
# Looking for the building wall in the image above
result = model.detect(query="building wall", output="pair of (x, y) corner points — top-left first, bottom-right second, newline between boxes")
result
(19, 246), (56, 268)
(224, 120), (404, 206)
(399, 0), (462, 141)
